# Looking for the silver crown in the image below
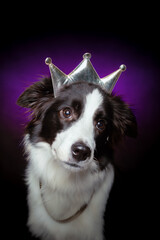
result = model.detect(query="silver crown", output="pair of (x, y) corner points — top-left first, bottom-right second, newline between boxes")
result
(45, 53), (126, 97)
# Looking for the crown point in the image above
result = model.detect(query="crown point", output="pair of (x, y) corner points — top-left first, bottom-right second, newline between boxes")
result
(83, 53), (91, 59)
(120, 64), (126, 71)
(45, 57), (52, 65)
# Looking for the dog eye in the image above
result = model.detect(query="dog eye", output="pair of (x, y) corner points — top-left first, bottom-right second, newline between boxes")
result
(60, 107), (73, 119)
(96, 119), (106, 131)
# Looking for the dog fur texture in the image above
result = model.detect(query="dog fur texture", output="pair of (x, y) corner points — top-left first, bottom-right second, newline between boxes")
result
(17, 78), (137, 240)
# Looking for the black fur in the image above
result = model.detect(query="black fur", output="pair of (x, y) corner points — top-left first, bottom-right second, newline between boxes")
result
(17, 77), (137, 169)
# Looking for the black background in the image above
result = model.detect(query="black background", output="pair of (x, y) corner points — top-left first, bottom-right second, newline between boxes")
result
(1, 2), (159, 240)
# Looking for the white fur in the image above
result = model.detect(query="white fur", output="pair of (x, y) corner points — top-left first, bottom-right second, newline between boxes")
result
(25, 89), (115, 240)
(51, 89), (103, 170)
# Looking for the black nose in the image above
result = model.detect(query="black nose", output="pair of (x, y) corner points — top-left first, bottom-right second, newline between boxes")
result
(71, 142), (91, 162)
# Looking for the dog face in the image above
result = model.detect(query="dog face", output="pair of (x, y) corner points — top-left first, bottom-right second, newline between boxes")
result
(17, 78), (137, 172)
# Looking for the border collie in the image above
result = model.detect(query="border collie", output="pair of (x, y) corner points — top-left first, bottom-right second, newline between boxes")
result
(17, 77), (137, 240)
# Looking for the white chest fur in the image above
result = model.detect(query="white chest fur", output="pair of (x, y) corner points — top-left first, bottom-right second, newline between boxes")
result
(25, 138), (114, 240)
(40, 181), (94, 222)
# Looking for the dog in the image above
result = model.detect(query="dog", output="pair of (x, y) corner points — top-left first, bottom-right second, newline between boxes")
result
(17, 76), (137, 240)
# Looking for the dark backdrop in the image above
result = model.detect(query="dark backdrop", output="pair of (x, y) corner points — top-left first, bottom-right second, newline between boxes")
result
(1, 3), (159, 240)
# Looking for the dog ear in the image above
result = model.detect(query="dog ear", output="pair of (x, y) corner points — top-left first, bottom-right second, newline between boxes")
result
(17, 77), (53, 108)
(111, 95), (138, 142)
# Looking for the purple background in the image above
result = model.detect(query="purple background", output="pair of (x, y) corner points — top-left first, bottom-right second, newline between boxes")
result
(1, 34), (160, 172)
(1, 12), (159, 239)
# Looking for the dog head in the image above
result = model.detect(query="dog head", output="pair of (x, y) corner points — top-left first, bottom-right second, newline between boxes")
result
(17, 77), (137, 172)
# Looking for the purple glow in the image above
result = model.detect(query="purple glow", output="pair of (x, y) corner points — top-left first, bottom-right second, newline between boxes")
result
(1, 34), (159, 170)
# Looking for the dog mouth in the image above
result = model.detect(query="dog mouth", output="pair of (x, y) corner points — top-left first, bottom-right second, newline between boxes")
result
(62, 161), (82, 169)
(62, 158), (93, 171)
